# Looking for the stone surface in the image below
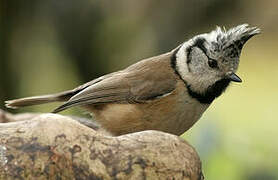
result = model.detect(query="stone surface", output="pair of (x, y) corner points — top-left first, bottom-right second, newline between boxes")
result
(0, 110), (203, 180)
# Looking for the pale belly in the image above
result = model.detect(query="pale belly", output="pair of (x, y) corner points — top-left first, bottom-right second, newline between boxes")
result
(87, 90), (209, 136)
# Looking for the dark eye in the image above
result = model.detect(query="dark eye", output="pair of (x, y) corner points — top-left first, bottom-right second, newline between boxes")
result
(208, 59), (218, 68)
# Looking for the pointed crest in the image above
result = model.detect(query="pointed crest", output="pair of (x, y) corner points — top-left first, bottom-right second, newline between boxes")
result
(202, 24), (261, 58)
(213, 24), (260, 47)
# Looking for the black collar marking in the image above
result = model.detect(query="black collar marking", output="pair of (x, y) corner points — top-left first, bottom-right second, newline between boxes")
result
(170, 46), (183, 81)
(187, 79), (231, 104)
(170, 44), (231, 104)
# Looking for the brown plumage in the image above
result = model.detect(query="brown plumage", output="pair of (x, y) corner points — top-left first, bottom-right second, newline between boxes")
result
(5, 24), (260, 136)
(6, 51), (207, 136)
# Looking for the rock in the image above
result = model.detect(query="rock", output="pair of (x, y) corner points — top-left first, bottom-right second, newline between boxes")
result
(0, 110), (203, 180)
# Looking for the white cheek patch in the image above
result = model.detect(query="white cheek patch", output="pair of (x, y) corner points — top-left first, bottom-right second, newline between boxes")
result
(175, 40), (219, 93)
(176, 42), (192, 81)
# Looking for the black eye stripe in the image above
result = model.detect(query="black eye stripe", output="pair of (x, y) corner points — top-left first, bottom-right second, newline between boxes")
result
(194, 38), (207, 54)
(208, 59), (218, 68)
(193, 38), (218, 67)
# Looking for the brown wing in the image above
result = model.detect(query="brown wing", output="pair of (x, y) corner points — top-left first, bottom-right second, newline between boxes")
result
(52, 52), (177, 113)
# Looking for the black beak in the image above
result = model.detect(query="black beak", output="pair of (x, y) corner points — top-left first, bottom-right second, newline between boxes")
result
(228, 73), (242, 83)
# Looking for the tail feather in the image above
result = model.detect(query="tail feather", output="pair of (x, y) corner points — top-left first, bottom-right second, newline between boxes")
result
(5, 90), (77, 109)
(5, 74), (109, 110)
(5, 95), (61, 109)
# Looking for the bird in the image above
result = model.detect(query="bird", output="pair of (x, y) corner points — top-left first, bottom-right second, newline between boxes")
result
(5, 24), (260, 136)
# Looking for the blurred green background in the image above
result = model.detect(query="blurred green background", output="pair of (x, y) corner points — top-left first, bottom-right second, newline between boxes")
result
(1, 0), (278, 179)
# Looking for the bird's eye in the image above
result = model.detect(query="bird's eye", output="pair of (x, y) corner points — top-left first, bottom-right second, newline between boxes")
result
(208, 59), (218, 68)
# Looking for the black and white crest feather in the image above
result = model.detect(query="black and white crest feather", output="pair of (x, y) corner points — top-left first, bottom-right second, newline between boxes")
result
(200, 24), (261, 59)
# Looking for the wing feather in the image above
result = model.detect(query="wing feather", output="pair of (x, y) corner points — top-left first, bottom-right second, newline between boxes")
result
(53, 52), (177, 113)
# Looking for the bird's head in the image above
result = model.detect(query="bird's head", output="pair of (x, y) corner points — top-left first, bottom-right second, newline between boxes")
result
(175, 24), (260, 103)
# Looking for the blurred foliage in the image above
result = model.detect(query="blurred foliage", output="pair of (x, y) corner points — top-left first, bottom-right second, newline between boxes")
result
(1, 0), (278, 179)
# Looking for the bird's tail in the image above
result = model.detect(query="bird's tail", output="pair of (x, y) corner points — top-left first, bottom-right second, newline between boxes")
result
(5, 90), (77, 109)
